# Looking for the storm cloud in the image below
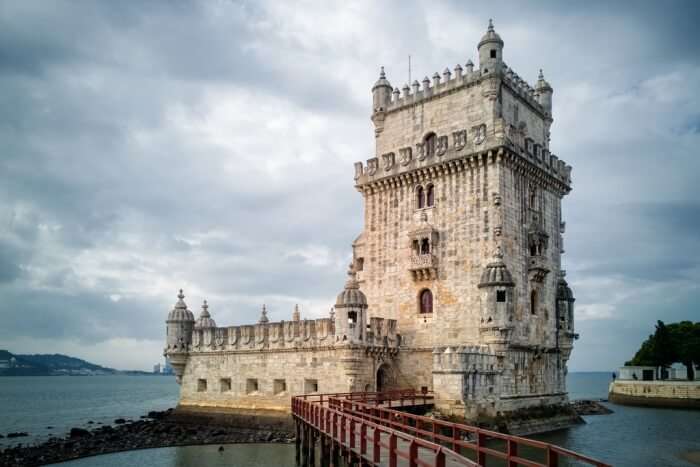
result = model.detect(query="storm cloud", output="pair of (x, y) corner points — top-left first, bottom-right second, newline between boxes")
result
(1, 0), (698, 370)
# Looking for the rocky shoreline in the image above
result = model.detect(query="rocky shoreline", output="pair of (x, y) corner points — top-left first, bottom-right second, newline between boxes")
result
(0, 409), (295, 467)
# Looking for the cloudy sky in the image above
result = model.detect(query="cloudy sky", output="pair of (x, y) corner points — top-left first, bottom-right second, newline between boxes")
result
(1, 1), (698, 371)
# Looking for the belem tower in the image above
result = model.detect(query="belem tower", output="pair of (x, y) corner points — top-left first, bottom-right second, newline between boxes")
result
(164, 20), (578, 421)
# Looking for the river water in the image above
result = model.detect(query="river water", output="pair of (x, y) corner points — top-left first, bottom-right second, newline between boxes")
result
(0, 372), (698, 466)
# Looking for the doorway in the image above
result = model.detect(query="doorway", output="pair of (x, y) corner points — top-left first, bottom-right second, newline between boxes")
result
(376, 364), (392, 392)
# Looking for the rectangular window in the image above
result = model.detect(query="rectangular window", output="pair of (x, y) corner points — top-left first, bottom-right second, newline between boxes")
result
(220, 378), (231, 392)
(246, 378), (259, 394)
(356, 257), (364, 271)
(490, 49), (497, 58)
(496, 291), (506, 303)
(274, 379), (287, 395)
(304, 379), (319, 394)
(197, 379), (207, 392)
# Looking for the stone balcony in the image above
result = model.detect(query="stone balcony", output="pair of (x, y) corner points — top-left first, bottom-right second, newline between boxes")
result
(409, 253), (438, 281)
(527, 255), (550, 282)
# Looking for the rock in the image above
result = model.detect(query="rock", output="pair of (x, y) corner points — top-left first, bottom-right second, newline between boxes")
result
(218, 446), (225, 452)
(571, 400), (613, 416)
(87, 421), (94, 424)
(46, 426), (54, 429)
(6, 432), (29, 438)
(69, 428), (90, 438)
(114, 418), (126, 424)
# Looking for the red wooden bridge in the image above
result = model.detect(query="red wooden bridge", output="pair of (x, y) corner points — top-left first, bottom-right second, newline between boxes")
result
(292, 389), (611, 467)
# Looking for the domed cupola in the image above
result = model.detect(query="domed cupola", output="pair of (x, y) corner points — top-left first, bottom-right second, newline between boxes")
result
(535, 69), (553, 114)
(478, 19), (504, 74)
(478, 246), (514, 288)
(336, 263), (368, 308)
(167, 289), (195, 322)
(371, 66), (393, 115)
(478, 19), (504, 49)
(334, 263), (368, 343)
(194, 300), (217, 329)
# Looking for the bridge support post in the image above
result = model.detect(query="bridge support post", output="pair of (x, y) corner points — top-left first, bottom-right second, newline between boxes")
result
(295, 420), (302, 466)
(319, 435), (330, 467)
(308, 429), (316, 467)
(302, 425), (310, 466)
(330, 441), (340, 467)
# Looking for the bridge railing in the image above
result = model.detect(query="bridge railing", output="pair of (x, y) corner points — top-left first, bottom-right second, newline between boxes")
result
(296, 388), (434, 408)
(293, 394), (478, 467)
(292, 390), (611, 467)
(326, 396), (611, 467)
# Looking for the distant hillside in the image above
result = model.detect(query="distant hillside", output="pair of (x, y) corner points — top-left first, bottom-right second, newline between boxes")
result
(0, 350), (116, 376)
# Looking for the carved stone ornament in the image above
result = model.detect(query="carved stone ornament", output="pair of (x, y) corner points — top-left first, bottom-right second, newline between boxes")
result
(399, 147), (412, 166)
(436, 136), (448, 157)
(354, 162), (364, 180)
(474, 124), (486, 145)
(416, 142), (427, 161)
(367, 157), (378, 175)
(382, 152), (395, 171)
(215, 329), (225, 347)
(192, 330), (201, 348)
(453, 130), (467, 150)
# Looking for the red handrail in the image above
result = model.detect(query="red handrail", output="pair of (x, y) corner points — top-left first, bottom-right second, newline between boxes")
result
(292, 389), (611, 467)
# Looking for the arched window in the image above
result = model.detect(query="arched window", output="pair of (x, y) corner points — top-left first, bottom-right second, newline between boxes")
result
(416, 185), (425, 209)
(424, 133), (437, 158)
(419, 289), (433, 314)
(530, 290), (538, 315)
(426, 184), (435, 207)
(420, 238), (430, 255)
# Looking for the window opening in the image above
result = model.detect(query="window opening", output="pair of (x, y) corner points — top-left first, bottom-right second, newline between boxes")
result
(419, 289), (433, 314)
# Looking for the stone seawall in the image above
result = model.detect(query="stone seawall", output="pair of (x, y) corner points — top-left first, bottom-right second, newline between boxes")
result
(609, 380), (700, 409)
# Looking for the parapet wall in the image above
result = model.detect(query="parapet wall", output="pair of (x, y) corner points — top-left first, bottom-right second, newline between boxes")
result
(190, 317), (399, 353)
(609, 380), (700, 409)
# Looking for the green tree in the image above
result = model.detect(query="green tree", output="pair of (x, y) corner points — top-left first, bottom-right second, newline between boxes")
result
(627, 320), (700, 380)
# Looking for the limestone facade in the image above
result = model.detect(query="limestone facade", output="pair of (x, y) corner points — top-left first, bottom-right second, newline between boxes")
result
(164, 20), (578, 420)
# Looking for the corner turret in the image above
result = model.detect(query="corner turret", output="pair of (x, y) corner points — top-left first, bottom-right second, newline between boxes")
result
(164, 289), (194, 384)
(477, 246), (515, 352)
(535, 69), (553, 115)
(478, 19), (504, 75)
(334, 263), (368, 343)
(372, 66), (392, 112)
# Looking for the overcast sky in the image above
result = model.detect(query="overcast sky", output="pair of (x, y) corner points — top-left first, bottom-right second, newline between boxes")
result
(1, 1), (698, 371)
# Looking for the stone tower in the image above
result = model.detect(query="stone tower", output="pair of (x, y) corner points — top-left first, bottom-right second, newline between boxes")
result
(352, 20), (577, 418)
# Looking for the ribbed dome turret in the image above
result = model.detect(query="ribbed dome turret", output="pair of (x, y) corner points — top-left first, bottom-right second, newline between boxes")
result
(194, 300), (216, 329)
(372, 66), (392, 91)
(536, 69), (553, 92)
(478, 19), (504, 49)
(478, 247), (515, 288)
(335, 263), (368, 308)
(167, 289), (195, 322)
(557, 272), (575, 302)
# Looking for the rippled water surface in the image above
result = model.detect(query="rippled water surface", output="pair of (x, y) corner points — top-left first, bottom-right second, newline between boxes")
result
(1, 373), (699, 466)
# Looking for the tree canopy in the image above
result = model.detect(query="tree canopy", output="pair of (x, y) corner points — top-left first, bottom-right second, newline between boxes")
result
(626, 320), (700, 380)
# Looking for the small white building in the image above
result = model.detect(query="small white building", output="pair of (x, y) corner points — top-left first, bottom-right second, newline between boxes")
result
(618, 366), (658, 381)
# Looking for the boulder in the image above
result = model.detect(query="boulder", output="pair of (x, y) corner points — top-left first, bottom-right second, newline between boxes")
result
(69, 428), (90, 438)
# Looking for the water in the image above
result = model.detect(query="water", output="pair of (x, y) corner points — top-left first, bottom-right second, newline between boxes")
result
(1, 373), (699, 466)
(0, 375), (178, 446)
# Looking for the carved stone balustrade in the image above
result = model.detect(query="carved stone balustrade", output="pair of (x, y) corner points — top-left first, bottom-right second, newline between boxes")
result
(409, 253), (438, 281)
